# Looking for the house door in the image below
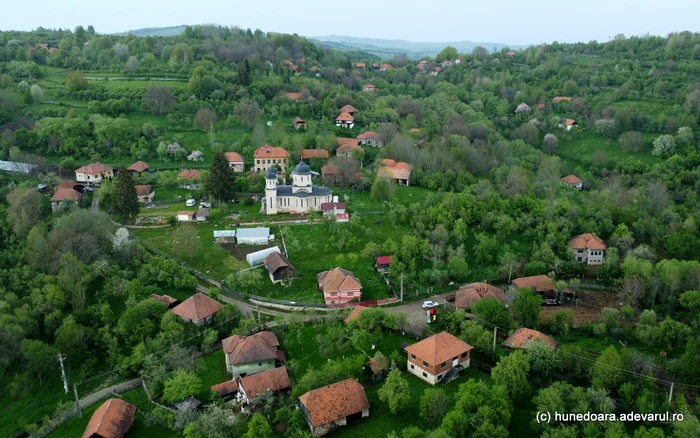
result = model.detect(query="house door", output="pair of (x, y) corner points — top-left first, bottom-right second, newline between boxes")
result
(452, 357), (458, 367)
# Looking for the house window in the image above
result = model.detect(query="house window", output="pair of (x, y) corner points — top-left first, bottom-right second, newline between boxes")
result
(577, 257), (582, 262)
(258, 362), (262, 366)
(440, 362), (447, 368)
(422, 372), (427, 378)
(410, 354), (416, 360)
(578, 249), (584, 253)
(461, 352), (467, 358)
(410, 364), (414, 369)
(422, 361), (429, 367)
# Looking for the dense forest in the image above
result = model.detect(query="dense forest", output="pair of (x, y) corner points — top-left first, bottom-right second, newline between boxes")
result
(1, 24), (700, 438)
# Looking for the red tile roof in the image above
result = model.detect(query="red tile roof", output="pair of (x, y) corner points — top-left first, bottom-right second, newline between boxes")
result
(552, 96), (573, 102)
(254, 145), (290, 159)
(75, 162), (113, 175)
(298, 379), (369, 428)
(344, 305), (368, 323)
(240, 366), (291, 400)
(51, 188), (82, 202)
(355, 63), (366, 68)
(568, 233), (606, 250)
(177, 211), (196, 217)
(57, 179), (81, 189)
(512, 275), (554, 292)
(225, 152), (244, 163)
(337, 141), (362, 153)
(128, 161), (149, 173)
(362, 84), (377, 91)
(321, 202), (345, 212)
(368, 355), (388, 374)
(82, 398), (136, 438)
(339, 105), (358, 114)
(300, 149), (329, 159)
(317, 267), (362, 293)
(534, 103), (545, 110)
(561, 174), (582, 184)
(380, 64), (393, 69)
(222, 331), (279, 365)
(506, 51), (516, 56)
(286, 92), (303, 100)
(134, 185), (153, 197)
(336, 112), (354, 122)
(404, 331), (474, 367)
(264, 251), (293, 275)
(378, 160), (412, 180)
(564, 119), (577, 126)
(177, 169), (201, 179)
(454, 282), (505, 309)
(357, 131), (381, 140)
(502, 328), (559, 350)
(170, 292), (223, 322)
(310, 66), (320, 71)
(322, 162), (340, 176)
(376, 255), (391, 266)
(210, 380), (239, 398)
(149, 294), (180, 308)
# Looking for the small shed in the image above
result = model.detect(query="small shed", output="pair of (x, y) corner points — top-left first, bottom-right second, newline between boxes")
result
(376, 256), (391, 273)
(174, 396), (202, 412)
(214, 230), (237, 244)
(246, 246), (281, 267)
(236, 227), (272, 245)
(177, 211), (196, 222)
(196, 207), (210, 221)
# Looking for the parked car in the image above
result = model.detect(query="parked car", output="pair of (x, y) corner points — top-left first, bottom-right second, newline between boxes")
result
(422, 301), (439, 309)
(199, 201), (211, 208)
(185, 198), (196, 207)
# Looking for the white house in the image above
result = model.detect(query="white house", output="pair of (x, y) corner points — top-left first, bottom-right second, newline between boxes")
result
(225, 152), (245, 172)
(335, 112), (354, 129)
(74, 162), (114, 186)
(177, 211), (196, 222)
(263, 162), (333, 215)
(568, 233), (607, 265)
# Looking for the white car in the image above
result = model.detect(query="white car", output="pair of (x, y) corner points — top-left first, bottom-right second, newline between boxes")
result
(422, 301), (439, 309)
(200, 201), (211, 208)
(185, 198), (196, 207)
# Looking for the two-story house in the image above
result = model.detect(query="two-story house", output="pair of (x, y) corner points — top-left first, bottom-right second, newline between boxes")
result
(357, 131), (383, 148)
(404, 331), (474, 385)
(254, 145), (290, 173)
(568, 233), (607, 265)
(317, 267), (362, 305)
(222, 331), (283, 378)
(74, 162), (114, 186)
(225, 152), (245, 172)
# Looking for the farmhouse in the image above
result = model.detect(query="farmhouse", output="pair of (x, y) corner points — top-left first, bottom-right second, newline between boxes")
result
(177, 169), (201, 189)
(225, 152), (245, 172)
(321, 200), (348, 222)
(404, 331), (474, 385)
(263, 162), (333, 215)
(355, 63), (366, 69)
(75, 162), (114, 186)
(376, 255), (391, 273)
(561, 174), (583, 190)
(297, 379), (370, 437)
(286, 92), (303, 101)
(380, 63), (393, 71)
(50, 187), (82, 212)
(559, 118), (578, 131)
(254, 144), (291, 173)
(246, 246), (282, 267)
(210, 380), (239, 400)
(511, 275), (554, 294)
(317, 267), (362, 305)
(82, 398), (136, 438)
(417, 60), (430, 72)
(502, 328), (559, 350)
(357, 131), (383, 148)
(569, 233), (606, 265)
(338, 105), (357, 116)
(239, 366), (291, 404)
(362, 83), (377, 92)
(335, 112), (355, 129)
(454, 282), (505, 310)
(336, 139), (363, 158)
(127, 160), (149, 174)
(344, 305), (368, 323)
(293, 117), (308, 130)
(378, 159), (412, 186)
(263, 251), (295, 284)
(553, 96), (573, 103)
(431, 67), (441, 76)
(222, 331), (282, 377)
(149, 294), (180, 309)
(300, 149), (329, 160)
(170, 292), (223, 325)
(134, 185), (154, 203)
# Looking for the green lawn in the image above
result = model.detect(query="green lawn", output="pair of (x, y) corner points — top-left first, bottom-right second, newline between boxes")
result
(557, 130), (659, 171)
(195, 349), (231, 403)
(86, 79), (188, 91)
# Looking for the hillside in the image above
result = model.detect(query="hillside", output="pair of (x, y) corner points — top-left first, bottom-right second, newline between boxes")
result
(310, 34), (531, 58)
(113, 25), (187, 37)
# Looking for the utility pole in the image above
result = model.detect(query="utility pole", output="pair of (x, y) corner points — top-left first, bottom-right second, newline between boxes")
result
(400, 274), (404, 302)
(508, 263), (513, 284)
(73, 384), (82, 418)
(57, 353), (69, 394)
(257, 304), (261, 326)
(492, 327), (497, 354)
(668, 382), (674, 404)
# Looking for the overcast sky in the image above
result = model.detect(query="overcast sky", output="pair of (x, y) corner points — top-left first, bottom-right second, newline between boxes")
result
(1, 0), (698, 45)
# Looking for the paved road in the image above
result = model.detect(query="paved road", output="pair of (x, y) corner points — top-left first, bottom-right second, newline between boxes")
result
(90, 195), (99, 212)
(386, 294), (451, 337)
(79, 378), (142, 409)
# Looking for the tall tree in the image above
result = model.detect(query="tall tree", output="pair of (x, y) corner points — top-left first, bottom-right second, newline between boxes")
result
(378, 369), (410, 414)
(491, 350), (531, 401)
(112, 166), (139, 223)
(6, 187), (42, 237)
(203, 151), (236, 204)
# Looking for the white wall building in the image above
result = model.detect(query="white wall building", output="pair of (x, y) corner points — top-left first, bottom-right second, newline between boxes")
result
(263, 162), (333, 215)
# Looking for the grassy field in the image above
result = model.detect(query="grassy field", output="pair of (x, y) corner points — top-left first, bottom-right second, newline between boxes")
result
(557, 129), (660, 171)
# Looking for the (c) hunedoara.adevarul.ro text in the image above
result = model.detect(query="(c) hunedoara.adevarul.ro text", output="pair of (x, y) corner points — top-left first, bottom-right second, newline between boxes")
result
(536, 411), (685, 423)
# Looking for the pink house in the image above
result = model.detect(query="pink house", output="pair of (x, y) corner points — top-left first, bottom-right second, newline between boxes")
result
(317, 267), (362, 305)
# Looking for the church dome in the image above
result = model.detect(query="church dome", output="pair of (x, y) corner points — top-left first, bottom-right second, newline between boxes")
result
(292, 160), (312, 175)
(266, 166), (279, 179)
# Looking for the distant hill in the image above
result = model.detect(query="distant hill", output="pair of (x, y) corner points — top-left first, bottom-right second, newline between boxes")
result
(113, 25), (187, 37)
(310, 35), (531, 59)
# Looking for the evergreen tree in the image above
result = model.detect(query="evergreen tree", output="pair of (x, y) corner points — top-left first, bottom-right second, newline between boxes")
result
(204, 151), (236, 204)
(112, 166), (139, 223)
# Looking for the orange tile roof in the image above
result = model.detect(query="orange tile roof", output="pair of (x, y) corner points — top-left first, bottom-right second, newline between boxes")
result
(355, 63), (366, 68)
(336, 112), (354, 122)
(134, 185), (153, 197)
(75, 162), (113, 175)
(337, 143), (362, 154)
(177, 169), (201, 179)
(82, 398), (136, 438)
(322, 162), (340, 175)
(293, 116), (307, 125)
(128, 161), (149, 173)
(51, 188), (82, 202)
(404, 331), (474, 367)
(310, 66), (320, 71)
(552, 96), (573, 102)
(454, 282), (505, 309)
(561, 174), (582, 184)
(506, 51), (516, 56)
(222, 331), (279, 365)
(502, 328), (558, 350)
(57, 179), (81, 189)
(409, 128), (421, 132)
(177, 211), (196, 216)
(149, 294), (179, 308)
(362, 84), (377, 91)
(378, 160), (412, 180)
(298, 379), (369, 428)
(337, 138), (360, 148)
(211, 380), (239, 397)
(564, 119), (577, 126)
(170, 292), (223, 322)
(380, 64), (393, 69)
(339, 105), (358, 114)
(300, 149), (329, 159)
(225, 152), (244, 163)
(568, 233), (606, 250)
(317, 267), (362, 293)
(344, 306), (368, 323)
(512, 275), (554, 292)
(286, 92), (303, 100)
(240, 366), (291, 399)
(357, 131), (380, 140)
(254, 145), (290, 159)
(368, 355), (388, 374)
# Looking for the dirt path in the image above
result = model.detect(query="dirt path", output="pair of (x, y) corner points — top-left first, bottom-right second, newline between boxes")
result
(79, 378), (142, 409)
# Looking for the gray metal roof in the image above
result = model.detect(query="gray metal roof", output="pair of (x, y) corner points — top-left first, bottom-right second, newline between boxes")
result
(266, 166), (279, 179)
(0, 160), (36, 174)
(236, 227), (271, 239)
(292, 161), (312, 175)
(276, 185), (332, 198)
(213, 230), (237, 238)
